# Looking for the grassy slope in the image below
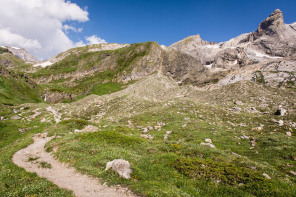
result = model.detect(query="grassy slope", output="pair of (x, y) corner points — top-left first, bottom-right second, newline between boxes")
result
(30, 42), (155, 102)
(0, 65), (42, 105)
(34, 81), (295, 197)
(44, 99), (296, 196)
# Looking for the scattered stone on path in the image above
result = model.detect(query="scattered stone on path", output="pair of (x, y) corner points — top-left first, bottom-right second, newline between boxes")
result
(286, 132), (292, 136)
(140, 134), (154, 140)
(35, 133), (48, 138)
(105, 159), (132, 179)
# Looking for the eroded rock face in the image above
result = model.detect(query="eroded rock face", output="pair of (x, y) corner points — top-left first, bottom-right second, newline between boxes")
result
(105, 159), (132, 179)
(170, 9), (296, 88)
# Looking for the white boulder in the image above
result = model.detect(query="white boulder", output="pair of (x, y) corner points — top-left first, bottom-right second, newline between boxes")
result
(105, 159), (132, 179)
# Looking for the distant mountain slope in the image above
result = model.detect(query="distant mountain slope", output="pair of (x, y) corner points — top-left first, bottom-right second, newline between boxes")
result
(0, 64), (42, 105)
(4, 46), (38, 63)
(30, 42), (209, 102)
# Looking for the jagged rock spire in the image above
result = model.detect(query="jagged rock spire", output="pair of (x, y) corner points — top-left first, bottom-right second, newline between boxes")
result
(257, 9), (285, 35)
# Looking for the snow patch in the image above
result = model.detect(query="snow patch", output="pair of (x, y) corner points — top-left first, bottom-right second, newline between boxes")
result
(11, 47), (21, 50)
(232, 60), (238, 65)
(161, 45), (169, 50)
(205, 64), (213, 68)
(253, 51), (282, 59)
(204, 45), (219, 49)
(33, 61), (53, 68)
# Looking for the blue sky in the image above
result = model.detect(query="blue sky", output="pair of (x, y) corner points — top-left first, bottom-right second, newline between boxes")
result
(69, 0), (296, 45)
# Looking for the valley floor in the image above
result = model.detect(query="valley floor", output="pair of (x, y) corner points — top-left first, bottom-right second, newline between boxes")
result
(1, 74), (296, 196)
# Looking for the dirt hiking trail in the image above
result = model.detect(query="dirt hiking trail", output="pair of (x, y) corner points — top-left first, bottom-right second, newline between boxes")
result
(12, 135), (135, 197)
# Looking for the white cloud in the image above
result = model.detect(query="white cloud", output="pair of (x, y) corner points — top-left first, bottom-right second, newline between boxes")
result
(63, 25), (83, 33)
(86, 35), (107, 44)
(0, 0), (106, 60)
(0, 28), (41, 49)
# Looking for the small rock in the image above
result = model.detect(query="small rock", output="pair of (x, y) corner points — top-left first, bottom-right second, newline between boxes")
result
(262, 173), (271, 180)
(290, 170), (296, 176)
(205, 139), (212, 143)
(142, 128), (149, 134)
(13, 109), (20, 113)
(278, 120), (284, 126)
(35, 133), (48, 138)
(166, 131), (172, 135)
(105, 159), (132, 179)
(82, 125), (99, 132)
(127, 120), (133, 128)
(234, 100), (243, 106)
(286, 132), (292, 136)
(147, 126), (153, 130)
(140, 134), (154, 140)
(252, 127), (263, 131)
(154, 125), (162, 130)
(250, 138), (256, 147)
(240, 135), (250, 139)
(233, 107), (241, 113)
(274, 108), (287, 116)
(201, 142), (216, 148)
(163, 134), (168, 140)
(250, 107), (259, 113)
(11, 115), (22, 120)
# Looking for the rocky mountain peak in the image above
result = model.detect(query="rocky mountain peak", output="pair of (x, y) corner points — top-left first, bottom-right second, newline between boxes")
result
(256, 9), (285, 36)
(6, 46), (37, 63)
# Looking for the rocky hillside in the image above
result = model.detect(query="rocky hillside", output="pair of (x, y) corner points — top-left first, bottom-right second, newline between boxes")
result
(171, 9), (296, 88)
(29, 42), (211, 102)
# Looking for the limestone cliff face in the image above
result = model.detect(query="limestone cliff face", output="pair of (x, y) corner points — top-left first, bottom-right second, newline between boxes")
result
(170, 9), (296, 88)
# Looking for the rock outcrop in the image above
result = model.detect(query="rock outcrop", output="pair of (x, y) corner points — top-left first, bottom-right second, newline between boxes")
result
(170, 9), (296, 88)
